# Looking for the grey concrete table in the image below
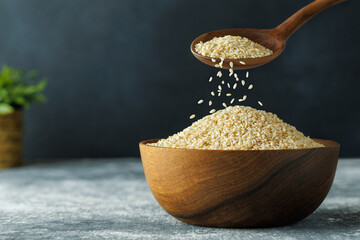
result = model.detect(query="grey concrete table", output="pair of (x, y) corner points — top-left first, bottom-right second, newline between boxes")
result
(0, 158), (359, 240)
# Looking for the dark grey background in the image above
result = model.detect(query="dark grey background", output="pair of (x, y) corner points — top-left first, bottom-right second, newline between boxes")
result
(0, 0), (358, 161)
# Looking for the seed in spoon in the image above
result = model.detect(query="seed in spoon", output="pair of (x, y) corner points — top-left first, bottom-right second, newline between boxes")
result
(239, 61), (245, 65)
(211, 58), (216, 62)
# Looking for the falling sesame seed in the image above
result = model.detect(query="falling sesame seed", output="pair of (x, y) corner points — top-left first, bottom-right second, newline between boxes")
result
(258, 101), (263, 106)
(217, 71), (222, 78)
(197, 99), (204, 104)
(248, 84), (253, 90)
(243, 95), (247, 100)
(222, 81), (225, 84)
(241, 80), (245, 86)
(233, 83), (237, 89)
(218, 85), (222, 90)
(234, 73), (238, 78)
(226, 93), (232, 96)
(210, 109), (216, 114)
(230, 62), (234, 68)
(209, 77), (213, 82)
(222, 103), (227, 108)
(229, 68), (234, 77)
(209, 101), (212, 106)
(230, 98), (235, 104)
(211, 91), (215, 96)
(218, 92), (221, 96)
(239, 61), (246, 65)
(211, 58), (216, 62)
(238, 99), (244, 102)
(227, 83), (231, 88)
(246, 71), (249, 78)
(189, 114), (196, 119)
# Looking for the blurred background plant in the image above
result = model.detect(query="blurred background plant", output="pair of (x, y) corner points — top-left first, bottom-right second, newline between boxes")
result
(0, 65), (47, 115)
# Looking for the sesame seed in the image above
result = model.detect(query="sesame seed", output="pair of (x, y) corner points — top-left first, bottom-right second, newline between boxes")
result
(234, 73), (238, 78)
(215, 64), (220, 67)
(211, 91), (215, 96)
(246, 71), (249, 78)
(248, 84), (253, 90)
(222, 81), (225, 84)
(209, 77), (213, 82)
(241, 80), (245, 86)
(189, 114), (195, 119)
(211, 58), (216, 62)
(218, 92), (221, 96)
(217, 71), (222, 78)
(238, 98), (244, 102)
(243, 95), (247, 100)
(209, 109), (216, 114)
(258, 101), (263, 106)
(239, 61), (245, 65)
(233, 83), (237, 89)
(226, 93), (232, 96)
(218, 85), (222, 90)
(197, 99), (204, 104)
(230, 98), (235, 104)
(209, 101), (212, 106)
(230, 62), (234, 68)
(227, 83), (231, 88)
(229, 68), (234, 77)
(222, 103), (227, 108)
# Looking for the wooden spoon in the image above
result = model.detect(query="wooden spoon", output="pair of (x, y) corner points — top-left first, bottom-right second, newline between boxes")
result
(190, 0), (345, 70)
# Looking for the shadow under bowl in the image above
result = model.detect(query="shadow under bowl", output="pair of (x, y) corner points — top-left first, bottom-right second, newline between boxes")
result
(139, 139), (340, 228)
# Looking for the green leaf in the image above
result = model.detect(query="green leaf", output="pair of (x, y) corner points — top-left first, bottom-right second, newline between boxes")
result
(0, 65), (47, 110)
(0, 103), (14, 114)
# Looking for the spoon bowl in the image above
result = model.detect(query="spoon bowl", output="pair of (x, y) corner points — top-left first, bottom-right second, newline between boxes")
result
(191, 0), (345, 70)
(190, 28), (285, 70)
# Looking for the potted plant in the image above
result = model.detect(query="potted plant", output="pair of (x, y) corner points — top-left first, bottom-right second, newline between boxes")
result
(0, 66), (46, 169)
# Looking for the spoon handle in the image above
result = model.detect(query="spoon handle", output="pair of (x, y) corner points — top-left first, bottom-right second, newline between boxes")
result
(274, 0), (345, 40)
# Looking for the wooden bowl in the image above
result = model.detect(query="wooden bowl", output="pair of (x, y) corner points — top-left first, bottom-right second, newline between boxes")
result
(139, 139), (340, 228)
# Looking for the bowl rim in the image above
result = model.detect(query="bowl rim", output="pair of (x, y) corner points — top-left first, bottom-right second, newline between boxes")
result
(139, 138), (339, 153)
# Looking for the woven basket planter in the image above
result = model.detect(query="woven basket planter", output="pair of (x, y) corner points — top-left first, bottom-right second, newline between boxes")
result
(0, 111), (23, 169)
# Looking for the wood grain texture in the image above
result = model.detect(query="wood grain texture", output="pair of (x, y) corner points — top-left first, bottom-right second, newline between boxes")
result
(0, 111), (23, 169)
(139, 139), (340, 228)
(190, 0), (345, 70)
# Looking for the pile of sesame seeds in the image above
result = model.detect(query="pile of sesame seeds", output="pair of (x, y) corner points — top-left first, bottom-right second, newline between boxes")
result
(150, 106), (324, 150)
(194, 35), (273, 59)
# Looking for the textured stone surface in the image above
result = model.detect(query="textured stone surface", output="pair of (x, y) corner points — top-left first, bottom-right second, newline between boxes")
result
(0, 159), (359, 239)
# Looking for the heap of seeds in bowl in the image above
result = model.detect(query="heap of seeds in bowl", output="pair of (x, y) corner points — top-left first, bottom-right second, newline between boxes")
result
(149, 106), (324, 150)
(195, 35), (273, 59)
